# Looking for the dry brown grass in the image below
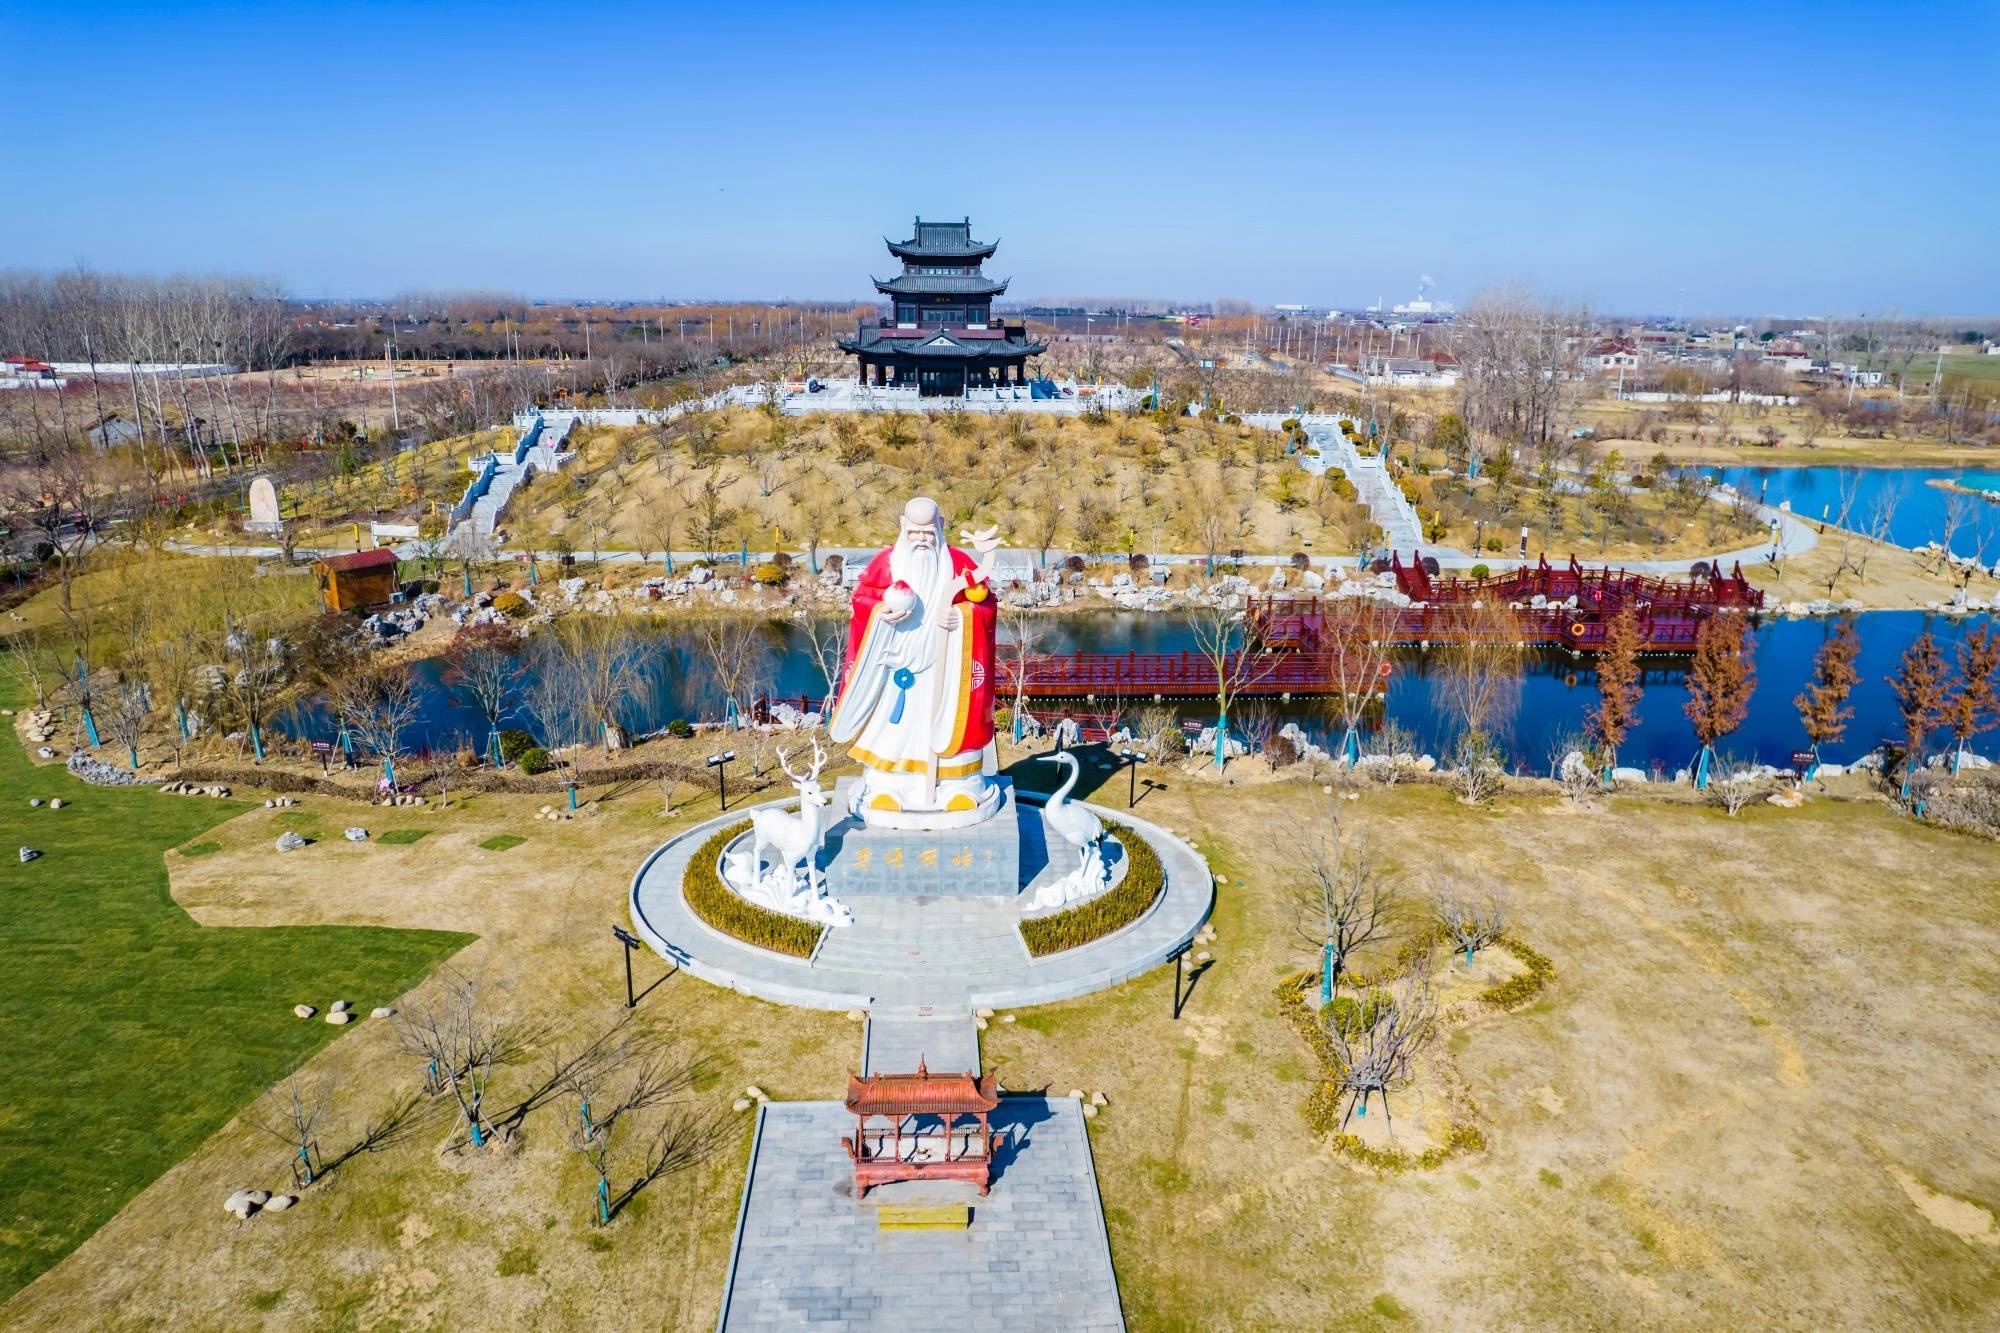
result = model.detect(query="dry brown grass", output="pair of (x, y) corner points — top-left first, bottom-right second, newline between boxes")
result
(8, 754), (2000, 1329)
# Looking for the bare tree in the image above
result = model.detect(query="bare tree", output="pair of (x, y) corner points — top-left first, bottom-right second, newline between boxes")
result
(1185, 597), (1272, 769)
(101, 673), (152, 770)
(392, 970), (531, 1153)
(246, 1071), (338, 1188)
(562, 1029), (714, 1226)
(999, 603), (1048, 739)
(442, 622), (523, 765)
(1704, 751), (1770, 815)
(1317, 599), (1398, 766)
(693, 616), (772, 729)
(1433, 877), (1510, 963)
(330, 667), (420, 788)
(1291, 797), (1396, 1006)
(1325, 950), (1437, 1131)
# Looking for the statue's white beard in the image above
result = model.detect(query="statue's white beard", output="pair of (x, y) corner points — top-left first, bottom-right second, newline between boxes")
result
(889, 539), (940, 595)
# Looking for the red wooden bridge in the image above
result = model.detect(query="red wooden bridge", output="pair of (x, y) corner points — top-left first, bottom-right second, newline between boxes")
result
(759, 553), (1766, 707)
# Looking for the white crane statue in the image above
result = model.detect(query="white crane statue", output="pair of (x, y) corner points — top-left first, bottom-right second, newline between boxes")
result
(1024, 751), (1110, 912)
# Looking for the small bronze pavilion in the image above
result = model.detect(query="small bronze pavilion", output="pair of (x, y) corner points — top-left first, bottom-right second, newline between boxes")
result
(842, 1059), (1004, 1197)
(837, 216), (1046, 396)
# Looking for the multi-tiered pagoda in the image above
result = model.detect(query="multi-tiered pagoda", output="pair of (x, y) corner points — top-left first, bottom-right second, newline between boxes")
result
(838, 217), (1046, 396)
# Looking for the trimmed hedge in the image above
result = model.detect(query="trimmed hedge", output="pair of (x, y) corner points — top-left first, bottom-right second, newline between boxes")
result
(1018, 820), (1165, 957)
(681, 819), (824, 959)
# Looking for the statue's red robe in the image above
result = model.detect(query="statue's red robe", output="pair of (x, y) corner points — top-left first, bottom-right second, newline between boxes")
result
(837, 545), (997, 766)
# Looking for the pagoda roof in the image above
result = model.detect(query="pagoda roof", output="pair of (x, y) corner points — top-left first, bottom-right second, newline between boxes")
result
(887, 235), (999, 261)
(839, 326), (1048, 359)
(845, 1060), (1000, 1116)
(873, 273), (1009, 297)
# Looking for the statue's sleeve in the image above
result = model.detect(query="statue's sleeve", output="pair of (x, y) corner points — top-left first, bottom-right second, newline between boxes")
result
(931, 549), (998, 755)
(829, 552), (892, 744)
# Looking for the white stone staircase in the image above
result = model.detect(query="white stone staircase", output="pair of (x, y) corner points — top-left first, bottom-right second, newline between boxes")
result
(1297, 415), (1424, 550)
(449, 411), (577, 543)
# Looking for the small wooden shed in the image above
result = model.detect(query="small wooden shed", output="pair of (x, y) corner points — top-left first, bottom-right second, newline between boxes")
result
(313, 548), (400, 613)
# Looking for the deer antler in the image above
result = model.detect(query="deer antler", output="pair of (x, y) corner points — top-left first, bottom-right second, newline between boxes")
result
(776, 745), (806, 784)
(809, 736), (827, 777)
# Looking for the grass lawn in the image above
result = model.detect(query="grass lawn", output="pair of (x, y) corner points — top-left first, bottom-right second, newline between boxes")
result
(0, 694), (471, 1302)
(7, 730), (2000, 1328)
(476, 834), (525, 852)
(374, 829), (431, 846)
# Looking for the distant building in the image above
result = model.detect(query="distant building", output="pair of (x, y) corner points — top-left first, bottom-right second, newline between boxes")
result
(86, 414), (142, 448)
(837, 217), (1047, 397)
(1582, 338), (1641, 372)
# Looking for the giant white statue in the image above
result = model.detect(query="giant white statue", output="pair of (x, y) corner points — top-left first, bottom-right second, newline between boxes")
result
(829, 497), (1002, 829)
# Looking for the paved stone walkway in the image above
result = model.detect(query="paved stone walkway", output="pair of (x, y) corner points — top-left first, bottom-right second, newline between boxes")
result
(863, 1014), (981, 1076)
(719, 1099), (1123, 1331)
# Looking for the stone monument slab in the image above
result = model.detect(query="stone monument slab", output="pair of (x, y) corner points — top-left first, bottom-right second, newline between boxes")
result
(245, 475), (282, 532)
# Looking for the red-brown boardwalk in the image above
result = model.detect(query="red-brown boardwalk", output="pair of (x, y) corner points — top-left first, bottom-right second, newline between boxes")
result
(747, 555), (1769, 709)
(990, 552), (1766, 701)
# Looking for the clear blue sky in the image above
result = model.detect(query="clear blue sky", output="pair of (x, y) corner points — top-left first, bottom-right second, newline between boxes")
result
(9, 1), (1997, 315)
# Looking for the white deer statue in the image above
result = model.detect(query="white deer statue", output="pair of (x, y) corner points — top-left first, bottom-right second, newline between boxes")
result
(727, 738), (852, 927)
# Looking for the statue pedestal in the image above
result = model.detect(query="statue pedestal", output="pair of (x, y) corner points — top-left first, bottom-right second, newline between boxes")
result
(821, 779), (1030, 897)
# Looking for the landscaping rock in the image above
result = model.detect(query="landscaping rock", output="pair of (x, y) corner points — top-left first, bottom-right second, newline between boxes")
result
(975, 1007), (994, 1019)
(223, 1190), (259, 1218)
(28, 798), (41, 808)
(18, 847), (39, 863)
(745, 1085), (766, 1101)
(65, 753), (145, 787)
(325, 1010), (352, 1025)
(371, 1006), (395, 1019)
(1090, 1091), (1108, 1107)
(733, 1098), (752, 1112)
(248, 1190), (270, 1205)
(36, 747), (54, 759)
(845, 1009), (865, 1021)
(264, 1195), (294, 1212)
(293, 1004), (317, 1018)
(1082, 1103), (1098, 1119)
(275, 831), (307, 853)
(48, 798), (61, 809)
(344, 827), (368, 841)
(330, 999), (350, 1013)
(1068, 1088), (1085, 1101)
(1001, 1014), (1015, 1024)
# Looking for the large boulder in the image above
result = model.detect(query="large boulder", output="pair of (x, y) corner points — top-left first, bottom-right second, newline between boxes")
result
(344, 827), (368, 842)
(274, 831), (307, 853)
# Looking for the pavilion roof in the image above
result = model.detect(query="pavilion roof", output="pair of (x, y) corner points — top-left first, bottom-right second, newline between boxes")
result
(845, 1061), (1000, 1116)
(872, 273), (1009, 297)
(887, 235), (999, 261)
(838, 327), (1046, 359)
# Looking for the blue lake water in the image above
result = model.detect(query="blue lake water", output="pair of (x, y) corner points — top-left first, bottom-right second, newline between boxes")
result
(275, 610), (2000, 776)
(1699, 465), (2000, 558)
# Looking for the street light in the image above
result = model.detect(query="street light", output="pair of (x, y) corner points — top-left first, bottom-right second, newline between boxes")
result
(1117, 745), (1149, 808)
(612, 924), (643, 1008)
(707, 749), (736, 810)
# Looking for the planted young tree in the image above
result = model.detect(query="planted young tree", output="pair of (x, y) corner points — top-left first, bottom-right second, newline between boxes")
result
(1318, 599), (1398, 767)
(1889, 632), (1953, 799)
(694, 616), (772, 733)
(1433, 877), (1509, 966)
(1586, 606), (1643, 783)
(562, 1031), (713, 1226)
(1684, 614), (1756, 789)
(101, 672), (151, 770)
(1947, 625), (1999, 775)
(1291, 798), (1396, 1006)
(443, 622), (524, 766)
(1326, 950), (1437, 1131)
(1436, 602), (1524, 803)
(1793, 616), (1861, 780)
(222, 620), (288, 763)
(999, 603), (1047, 743)
(392, 970), (529, 1153)
(1185, 597), (1272, 769)
(331, 667), (420, 789)
(246, 1071), (337, 1189)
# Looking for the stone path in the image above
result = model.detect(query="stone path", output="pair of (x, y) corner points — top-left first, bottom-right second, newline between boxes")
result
(629, 802), (1211, 1014)
(719, 1099), (1124, 1332)
(862, 1014), (981, 1076)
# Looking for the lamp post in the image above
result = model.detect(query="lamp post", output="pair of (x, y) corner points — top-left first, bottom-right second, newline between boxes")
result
(707, 749), (736, 811)
(612, 924), (643, 1008)
(1117, 745), (1149, 808)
